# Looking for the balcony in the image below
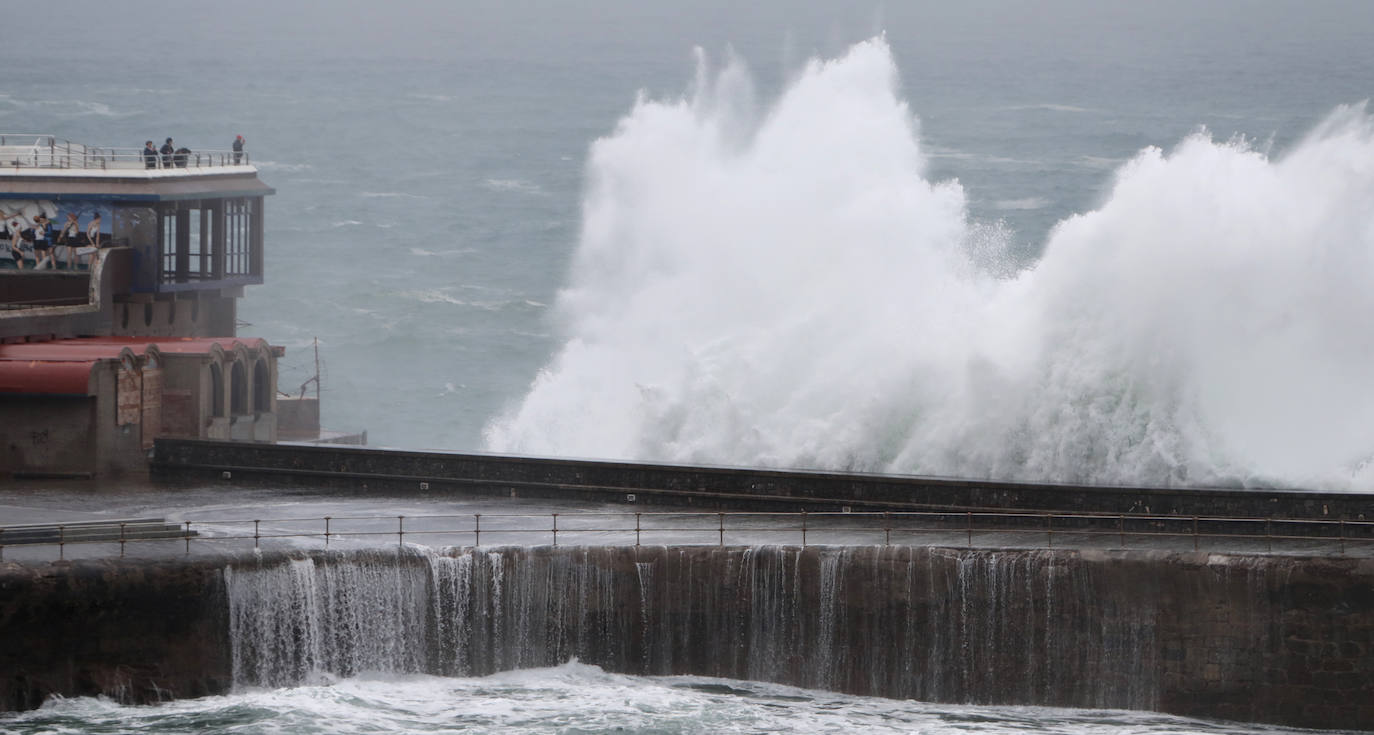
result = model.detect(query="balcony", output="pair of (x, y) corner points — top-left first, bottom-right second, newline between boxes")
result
(0, 134), (250, 174)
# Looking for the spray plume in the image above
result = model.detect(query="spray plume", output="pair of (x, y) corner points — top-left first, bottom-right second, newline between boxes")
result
(485, 37), (1374, 491)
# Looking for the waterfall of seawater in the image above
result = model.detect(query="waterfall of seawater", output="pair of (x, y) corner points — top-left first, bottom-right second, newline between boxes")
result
(223, 546), (1162, 710)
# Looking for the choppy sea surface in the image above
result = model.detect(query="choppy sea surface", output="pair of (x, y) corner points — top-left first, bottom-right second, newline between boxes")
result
(0, 663), (1351, 735)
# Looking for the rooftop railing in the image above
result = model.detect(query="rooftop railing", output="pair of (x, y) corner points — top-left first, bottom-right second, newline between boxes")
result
(0, 134), (249, 170)
(4, 509), (1373, 562)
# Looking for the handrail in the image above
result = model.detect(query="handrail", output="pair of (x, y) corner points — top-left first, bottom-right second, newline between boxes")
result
(3, 508), (1371, 561)
(0, 133), (249, 170)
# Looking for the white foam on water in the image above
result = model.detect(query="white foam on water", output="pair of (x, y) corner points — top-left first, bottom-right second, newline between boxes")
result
(0, 664), (1324, 735)
(253, 161), (314, 172)
(360, 191), (428, 199)
(993, 197), (1051, 210)
(1005, 103), (1099, 114)
(482, 178), (546, 195)
(483, 37), (1374, 491)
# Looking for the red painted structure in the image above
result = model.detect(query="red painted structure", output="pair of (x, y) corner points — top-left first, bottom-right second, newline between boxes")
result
(0, 336), (282, 477)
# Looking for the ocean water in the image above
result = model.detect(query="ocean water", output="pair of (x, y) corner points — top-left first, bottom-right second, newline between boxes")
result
(0, 663), (1346, 735)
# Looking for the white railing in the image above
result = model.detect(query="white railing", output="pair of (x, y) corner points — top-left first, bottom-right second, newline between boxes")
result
(0, 134), (249, 170)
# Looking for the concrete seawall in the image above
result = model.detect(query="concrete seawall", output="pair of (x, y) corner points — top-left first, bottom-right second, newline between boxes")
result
(0, 555), (230, 711)
(4, 546), (1373, 730)
(153, 438), (1374, 519)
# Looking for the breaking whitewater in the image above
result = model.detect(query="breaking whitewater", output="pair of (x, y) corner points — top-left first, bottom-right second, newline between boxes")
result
(485, 38), (1374, 493)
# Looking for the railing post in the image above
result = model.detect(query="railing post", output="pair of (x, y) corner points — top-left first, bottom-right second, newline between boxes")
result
(1118, 514), (1124, 549)
(884, 511), (890, 546)
(1340, 519), (1346, 555)
(474, 514), (481, 547)
(254, 519), (260, 549)
(59, 525), (65, 561)
(719, 513), (725, 546)
(398, 515), (405, 546)
(966, 512), (972, 547)
(801, 511), (807, 547)
(325, 516), (331, 547)
(1193, 516), (1199, 551)
(635, 513), (642, 547)
(552, 513), (559, 547)
(120, 522), (127, 557)
(1266, 518), (1272, 552)
(1047, 514), (1053, 548)
(185, 521), (192, 555)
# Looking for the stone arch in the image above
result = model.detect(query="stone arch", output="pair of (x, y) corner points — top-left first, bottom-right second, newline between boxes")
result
(253, 357), (270, 414)
(230, 360), (248, 416)
(209, 362), (225, 417)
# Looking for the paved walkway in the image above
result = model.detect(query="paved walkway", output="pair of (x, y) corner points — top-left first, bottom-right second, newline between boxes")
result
(3, 480), (1370, 563)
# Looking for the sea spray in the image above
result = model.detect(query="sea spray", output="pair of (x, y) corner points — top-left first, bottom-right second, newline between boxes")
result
(484, 37), (1374, 491)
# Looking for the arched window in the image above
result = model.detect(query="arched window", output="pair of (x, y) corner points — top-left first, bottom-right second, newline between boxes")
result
(253, 358), (270, 413)
(230, 361), (247, 416)
(209, 363), (225, 417)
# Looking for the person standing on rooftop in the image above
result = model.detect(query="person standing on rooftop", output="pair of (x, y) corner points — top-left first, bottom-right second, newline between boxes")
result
(143, 140), (158, 169)
(160, 138), (174, 168)
(232, 134), (245, 164)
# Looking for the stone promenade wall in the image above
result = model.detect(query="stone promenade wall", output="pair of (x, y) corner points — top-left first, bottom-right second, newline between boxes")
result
(2, 547), (1372, 731)
(0, 556), (230, 711)
(152, 438), (1374, 520)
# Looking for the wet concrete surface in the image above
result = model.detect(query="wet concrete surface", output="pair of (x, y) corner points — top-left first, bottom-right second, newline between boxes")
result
(2, 477), (1371, 563)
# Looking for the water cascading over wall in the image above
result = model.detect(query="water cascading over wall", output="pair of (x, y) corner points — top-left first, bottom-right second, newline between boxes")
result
(4, 545), (1369, 729)
(221, 544), (1367, 727)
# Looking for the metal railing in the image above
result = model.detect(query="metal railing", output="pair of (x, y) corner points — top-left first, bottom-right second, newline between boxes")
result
(4, 509), (1373, 561)
(0, 134), (249, 170)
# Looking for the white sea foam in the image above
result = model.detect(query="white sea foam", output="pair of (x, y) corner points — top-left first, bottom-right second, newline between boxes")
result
(482, 178), (545, 195)
(1005, 103), (1098, 114)
(254, 161), (314, 172)
(992, 197), (1050, 210)
(484, 37), (1374, 491)
(409, 289), (468, 306)
(65, 100), (124, 117)
(0, 97), (134, 118)
(361, 191), (428, 199)
(925, 148), (1040, 167)
(0, 665), (1323, 735)
(409, 247), (473, 257)
(1078, 155), (1127, 170)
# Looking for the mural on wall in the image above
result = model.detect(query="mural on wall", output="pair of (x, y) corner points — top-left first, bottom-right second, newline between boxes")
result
(0, 199), (108, 234)
(0, 199), (109, 267)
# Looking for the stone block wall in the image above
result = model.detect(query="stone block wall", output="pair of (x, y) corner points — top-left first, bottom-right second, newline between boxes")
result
(0, 557), (230, 710)
(2, 547), (1372, 730)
